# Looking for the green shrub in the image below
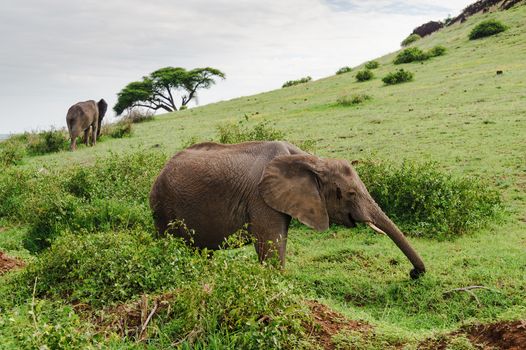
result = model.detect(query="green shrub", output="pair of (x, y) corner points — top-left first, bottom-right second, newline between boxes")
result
(401, 33), (421, 46)
(336, 94), (371, 106)
(0, 138), (26, 167)
(355, 69), (374, 82)
(217, 119), (284, 144)
(101, 119), (133, 139)
(11, 230), (310, 348)
(356, 160), (502, 238)
(336, 66), (352, 75)
(469, 19), (507, 40)
(382, 69), (414, 85)
(26, 129), (68, 155)
(365, 60), (380, 69)
(0, 151), (167, 251)
(282, 76), (312, 88)
(394, 47), (429, 64)
(429, 45), (447, 57)
(122, 109), (155, 123)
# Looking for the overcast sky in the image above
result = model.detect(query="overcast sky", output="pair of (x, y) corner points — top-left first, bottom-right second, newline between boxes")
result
(0, 0), (473, 134)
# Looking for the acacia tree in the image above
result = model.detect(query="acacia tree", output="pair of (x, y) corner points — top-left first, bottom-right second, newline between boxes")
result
(114, 67), (225, 115)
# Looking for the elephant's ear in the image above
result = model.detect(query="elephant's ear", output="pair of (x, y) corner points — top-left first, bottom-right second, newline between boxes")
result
(258, 155), (329, 232)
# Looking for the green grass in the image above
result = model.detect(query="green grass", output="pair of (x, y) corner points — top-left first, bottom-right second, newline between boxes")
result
(1, 5), (526, 349)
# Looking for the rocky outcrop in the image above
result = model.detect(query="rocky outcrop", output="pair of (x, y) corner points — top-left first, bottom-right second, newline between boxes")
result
(448, 0), (524, 25)
(412, 21), (444, 37)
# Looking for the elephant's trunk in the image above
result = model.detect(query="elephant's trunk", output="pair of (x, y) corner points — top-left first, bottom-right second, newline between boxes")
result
(368, 210), (426, 279)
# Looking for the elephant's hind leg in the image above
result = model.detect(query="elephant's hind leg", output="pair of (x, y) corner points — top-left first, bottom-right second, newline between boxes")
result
(83, 128), (90, 146)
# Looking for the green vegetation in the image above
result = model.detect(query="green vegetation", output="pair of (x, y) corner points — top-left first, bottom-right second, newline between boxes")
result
(282, 76), (312, 88)
(382, 69), (414, 85)
(101, 119), (133, 139)
(355, 69), (374, 82)
(336, 66), (352, 75)
(428, 45), (447, 57)
(357, 160), (502, 238)
(365, 60), (380, 69)
(394, 47), (429, 64)
(336, 94), (371, 106)
(114, 66), (225, 114)
(1, 6), (526, 349)
(469, 19), (507, 40)
(0, 138), (26, 167)
(217, 118), (285, 144)
(401, 33), (421, 46)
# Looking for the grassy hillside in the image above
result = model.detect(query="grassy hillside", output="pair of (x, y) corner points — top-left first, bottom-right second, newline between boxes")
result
(1, 3), (525, 349)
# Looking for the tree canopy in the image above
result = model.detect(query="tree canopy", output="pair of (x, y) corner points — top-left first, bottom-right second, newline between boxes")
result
(114, 67), (225, 115)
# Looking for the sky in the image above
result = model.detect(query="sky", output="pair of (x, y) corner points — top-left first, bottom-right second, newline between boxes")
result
(0, 0), (473, 134)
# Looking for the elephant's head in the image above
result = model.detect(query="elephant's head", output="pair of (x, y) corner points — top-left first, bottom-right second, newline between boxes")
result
(259, 155), (426, 279)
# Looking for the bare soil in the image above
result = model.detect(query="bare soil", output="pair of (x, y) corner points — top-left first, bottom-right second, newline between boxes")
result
(420, 320), (526, 349)
(305, 300), (372, 350)
(0, 250), (25, 275)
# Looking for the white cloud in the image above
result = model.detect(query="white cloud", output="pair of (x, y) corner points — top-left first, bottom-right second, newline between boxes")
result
(0, 0), (472, 133)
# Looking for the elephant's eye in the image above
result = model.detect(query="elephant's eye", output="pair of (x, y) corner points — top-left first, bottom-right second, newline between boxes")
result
(348, 190), (357, 196)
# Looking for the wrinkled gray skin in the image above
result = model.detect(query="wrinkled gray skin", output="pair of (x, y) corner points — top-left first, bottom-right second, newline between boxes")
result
(150, 141), (426, 279)
(66, 99), (107, 151)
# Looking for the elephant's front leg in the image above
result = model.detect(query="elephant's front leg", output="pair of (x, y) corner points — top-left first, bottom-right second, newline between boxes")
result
(91, 123), (98, 146)
(249, 206), (291, 267)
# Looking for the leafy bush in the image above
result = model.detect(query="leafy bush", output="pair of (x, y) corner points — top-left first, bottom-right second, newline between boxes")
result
(382, 69), (414, 85)
(10, 230), (310, 348)
(469, 19), (507, 40)
(101, 119), (133, 139)
(0, 151), (167, 251)
(336, 66), (352, 75)
(356, 160), (502, 238)
(122, 109), (155, 123)
(217, 119), (284, 144)
(365, 60), (380, 69)
(336, 94), (371, 106)
(428, 45), (447, 57)
(394, 47), (429, 64)
(401, 33), (421, 46)
(355, 69), (374, 82)
(26, 129), (68, 155)
(0, 138), (26, 167)
(282, 76), (312, 88)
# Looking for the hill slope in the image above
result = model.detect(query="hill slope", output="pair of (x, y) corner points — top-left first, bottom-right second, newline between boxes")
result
(2, 3), (526, 349)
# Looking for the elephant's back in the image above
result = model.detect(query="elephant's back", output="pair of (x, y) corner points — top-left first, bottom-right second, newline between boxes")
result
(66, 100), (97, 122)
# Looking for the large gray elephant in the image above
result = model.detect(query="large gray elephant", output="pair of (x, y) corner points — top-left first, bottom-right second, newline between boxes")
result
(66, 99), (107, 151)
(150, 141), (426, 279)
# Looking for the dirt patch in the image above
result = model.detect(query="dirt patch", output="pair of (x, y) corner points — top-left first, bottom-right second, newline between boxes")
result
(0, 251), (25, 275)
(420, 320), (526, 350)
(466, 320), (526, 349)
(304, 300), (372, 350)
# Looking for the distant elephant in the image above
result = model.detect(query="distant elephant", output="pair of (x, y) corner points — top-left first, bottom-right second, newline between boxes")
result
(66, 99), (107, 151)
(150, 141), (426, 279)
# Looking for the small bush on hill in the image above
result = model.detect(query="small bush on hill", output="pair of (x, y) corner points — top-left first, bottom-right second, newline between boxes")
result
(382, 69), (414, 85)
(356, 160), (502, 238)
(336, 66), (352, 75)
(394, 47), (429, 64)
(282, 76), (312, 88)
(0, 138), (26, 167)
(123, 109), (155, 123)
(428, 45), (447, 57)
(336, 94), (371, 106)
(26, 129), (68, 155)
(365, 60), (380, 69)
(355, 69), (374, 82)
(217, 119), (284, 144)
(100, 119), (133, 139)
(469, 19), (507, 40)
(401, 33), (421, 46)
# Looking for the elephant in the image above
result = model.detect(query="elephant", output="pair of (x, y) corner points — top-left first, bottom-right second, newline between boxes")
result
(149, 141), (426, 279)
(66, 99), (107, 151)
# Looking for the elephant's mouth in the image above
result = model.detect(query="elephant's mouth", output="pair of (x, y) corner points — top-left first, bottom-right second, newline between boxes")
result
(346, 213), (357, 228)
